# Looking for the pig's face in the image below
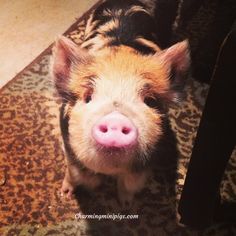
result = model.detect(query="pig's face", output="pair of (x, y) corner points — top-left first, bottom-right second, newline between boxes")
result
(52, 37), (189, 174)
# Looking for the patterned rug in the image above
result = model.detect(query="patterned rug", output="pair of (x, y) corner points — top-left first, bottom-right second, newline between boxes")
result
(0, 1), (235, 235)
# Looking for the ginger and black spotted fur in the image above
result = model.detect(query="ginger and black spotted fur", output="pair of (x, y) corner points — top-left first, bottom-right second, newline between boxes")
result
(59, 0), (164, 173)
(81, 0), (159, 54)
(52, 0), (189, 205)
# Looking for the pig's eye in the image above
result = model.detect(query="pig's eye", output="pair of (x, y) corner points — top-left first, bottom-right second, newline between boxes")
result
(85, 94), (92, 103)
(144, 97), (158, 108)
(84, 90), (93, 103)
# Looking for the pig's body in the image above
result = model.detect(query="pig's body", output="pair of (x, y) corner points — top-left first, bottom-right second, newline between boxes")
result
(51, 0), (190, 206)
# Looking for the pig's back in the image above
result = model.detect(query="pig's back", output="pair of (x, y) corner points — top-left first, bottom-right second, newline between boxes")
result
(81, 0), (159, 55)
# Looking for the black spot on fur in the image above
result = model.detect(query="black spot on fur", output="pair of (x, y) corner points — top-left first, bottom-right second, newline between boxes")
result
(92, 0), (158, 53)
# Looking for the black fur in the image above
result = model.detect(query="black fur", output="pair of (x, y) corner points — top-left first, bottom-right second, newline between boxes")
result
(91, 0), (158, 54)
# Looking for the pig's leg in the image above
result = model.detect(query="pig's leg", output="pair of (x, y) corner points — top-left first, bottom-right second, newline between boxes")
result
(61, 164), (102, 199)
(117, 171), (147, 208)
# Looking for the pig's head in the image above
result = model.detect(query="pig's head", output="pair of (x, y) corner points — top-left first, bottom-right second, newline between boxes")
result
(51, 36), (190, 174)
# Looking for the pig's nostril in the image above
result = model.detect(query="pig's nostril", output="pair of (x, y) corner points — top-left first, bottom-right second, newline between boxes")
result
(122, 127), (131, 135)
(99, 125), (108, 133)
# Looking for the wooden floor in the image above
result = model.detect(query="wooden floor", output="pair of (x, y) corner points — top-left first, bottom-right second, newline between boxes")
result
(0, 0), (97, 88)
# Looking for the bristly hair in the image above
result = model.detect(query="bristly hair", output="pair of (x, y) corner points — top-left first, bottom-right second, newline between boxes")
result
(81, 0), (159, 54)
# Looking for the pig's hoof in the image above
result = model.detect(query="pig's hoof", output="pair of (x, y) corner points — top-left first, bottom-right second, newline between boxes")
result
(61, 181), (74, 199)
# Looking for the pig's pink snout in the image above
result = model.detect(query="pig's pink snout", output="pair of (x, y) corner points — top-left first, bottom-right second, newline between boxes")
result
(92, 112), (138, 148)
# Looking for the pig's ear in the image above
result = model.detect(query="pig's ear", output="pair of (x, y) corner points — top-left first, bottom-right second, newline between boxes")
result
(51, 36), (91, 100)
(157, 40), (190, 101)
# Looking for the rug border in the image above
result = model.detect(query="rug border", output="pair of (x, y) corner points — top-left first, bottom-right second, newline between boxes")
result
(0, 0), (102, 94)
